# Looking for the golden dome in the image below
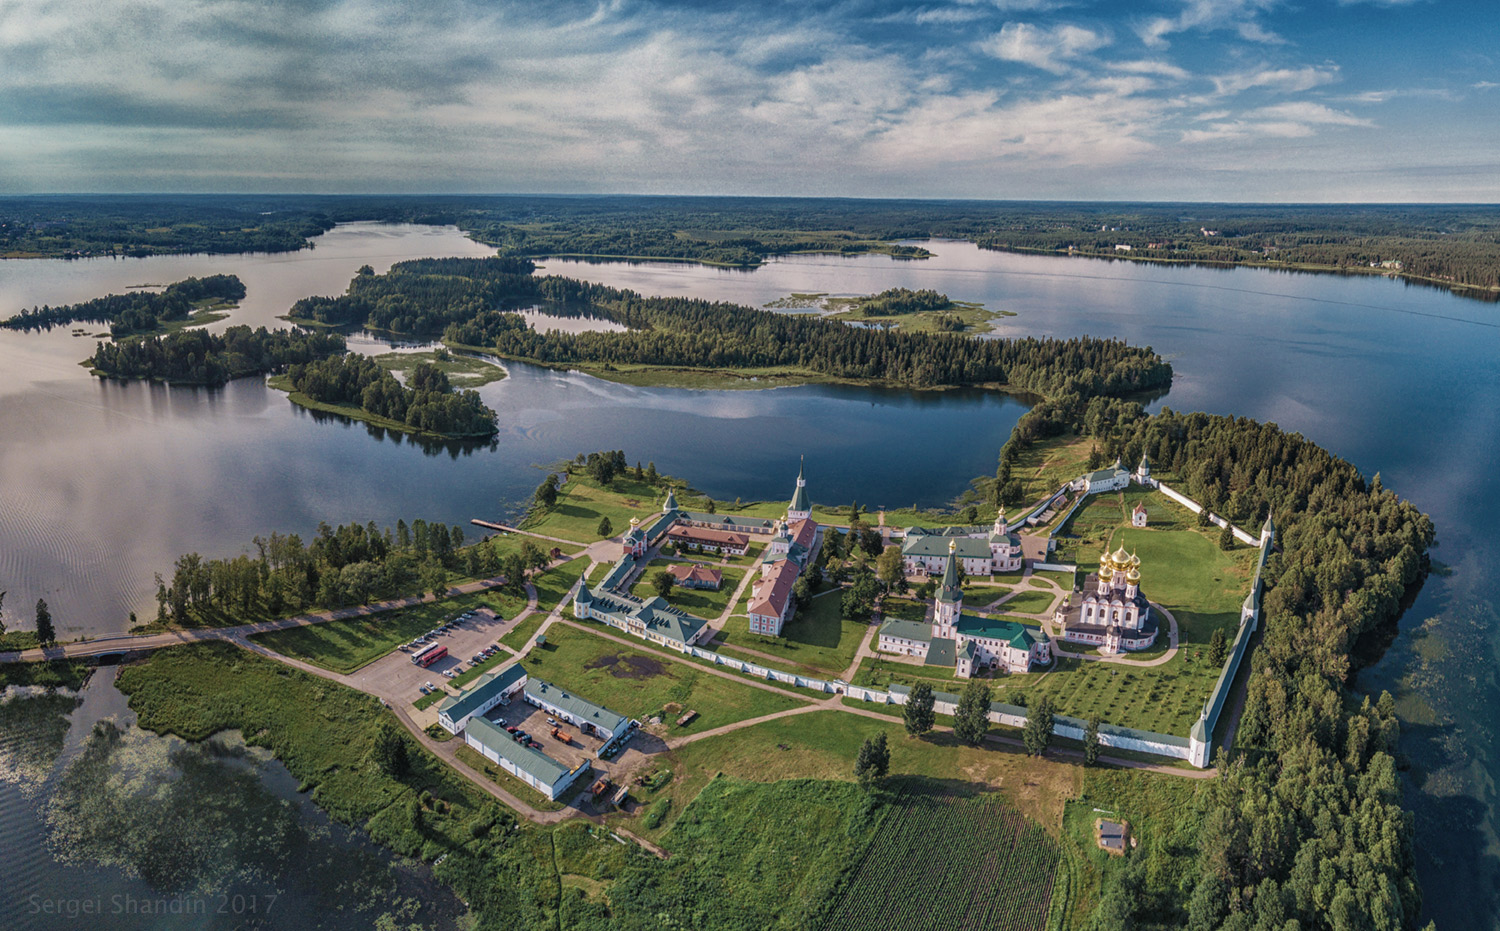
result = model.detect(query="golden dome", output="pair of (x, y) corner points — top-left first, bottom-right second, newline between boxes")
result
(1109, 546), (1131, 569)
(1126, 567), (1140, 583)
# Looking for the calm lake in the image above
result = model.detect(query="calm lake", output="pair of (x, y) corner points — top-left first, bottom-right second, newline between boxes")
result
(0, 224), (1495, 928)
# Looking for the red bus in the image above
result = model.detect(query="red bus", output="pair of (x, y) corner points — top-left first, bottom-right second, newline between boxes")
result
(412, 644), (448, 667)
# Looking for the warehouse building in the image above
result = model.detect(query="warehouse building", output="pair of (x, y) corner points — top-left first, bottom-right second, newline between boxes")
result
(463, 716), (592, 800)
(523, 678), (632, 752)
(437, 664), (529, 734)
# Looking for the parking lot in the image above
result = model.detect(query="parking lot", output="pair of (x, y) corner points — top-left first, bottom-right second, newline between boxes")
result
(346, 605), (525, 702)
(480, 699), (605, 774)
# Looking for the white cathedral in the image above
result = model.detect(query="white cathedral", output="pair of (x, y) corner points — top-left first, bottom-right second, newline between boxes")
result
(1055, 547), (1159, 653)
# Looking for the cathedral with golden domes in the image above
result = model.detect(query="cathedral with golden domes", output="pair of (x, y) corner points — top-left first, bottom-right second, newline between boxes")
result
(1055, 546), (1160, 653)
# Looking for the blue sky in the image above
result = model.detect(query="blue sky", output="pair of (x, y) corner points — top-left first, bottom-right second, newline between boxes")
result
(0, 0), (1496, 200)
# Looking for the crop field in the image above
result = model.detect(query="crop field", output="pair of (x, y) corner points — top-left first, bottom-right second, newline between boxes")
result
(822, 790), (1059, 931)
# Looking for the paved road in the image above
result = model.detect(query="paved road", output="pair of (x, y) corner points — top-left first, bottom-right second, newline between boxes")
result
(0, 575), (517, 665)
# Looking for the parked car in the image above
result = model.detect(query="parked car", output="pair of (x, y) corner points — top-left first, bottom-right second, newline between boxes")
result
(546, 718), (559, 727)
(528, 741), (542, 750)
(418, 685), (431, 695)
(425, 681), (435, 690)
(505, 725), (517, 734)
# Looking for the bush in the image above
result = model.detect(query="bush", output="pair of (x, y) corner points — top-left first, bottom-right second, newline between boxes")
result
(642, 796), (672, 830)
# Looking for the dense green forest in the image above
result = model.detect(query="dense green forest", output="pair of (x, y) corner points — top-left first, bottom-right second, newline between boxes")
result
(0, 196), (334, 258)
(284, 354), (498, 438)
(152, 517), (537, 625)
(2, 274), (246, 335)
(10, 196), (1500, 296)
(295, 257), (1173, 394)
(1017, 406), (1434, 931)
(848, 287), (954, 316)
(87, 325), (345, 386)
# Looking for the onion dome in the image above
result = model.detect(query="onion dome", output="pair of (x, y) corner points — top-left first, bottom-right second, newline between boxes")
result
(1110, 546), (1131, 569)
(1126, 567), (1141, 583)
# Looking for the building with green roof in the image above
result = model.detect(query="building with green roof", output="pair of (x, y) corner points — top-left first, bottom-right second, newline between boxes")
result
(464, 716), (592, 800)
(877, 548), (1051, 676)
(787, 457), (810, 520)
(438, 664), (530, 734)
(523, 678), (631, 748)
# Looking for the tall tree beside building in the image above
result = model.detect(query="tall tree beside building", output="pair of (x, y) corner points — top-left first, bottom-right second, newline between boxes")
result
(596, 517), (613, 538)
(1218, 523), (1234, 550)
(34, 599), (55, 646)
(650, 570), (674, 599)
(953, 680), (991, 746)
(903, 682), (935, 737)
(1023, 695), (1055, 757)
(875, 545), (904, 590)
(1208, 628), (1228, 667)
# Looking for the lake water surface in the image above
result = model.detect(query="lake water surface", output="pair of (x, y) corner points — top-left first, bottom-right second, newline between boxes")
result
(0, 226), (1495, 928)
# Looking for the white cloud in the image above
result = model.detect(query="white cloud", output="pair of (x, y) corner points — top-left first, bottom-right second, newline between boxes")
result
(1181, 101), (1372, 144)
(1247, 101), (1373, 126)
(911, 7), (991, 25)
(1108, 59), (1191, 81)
(981, 22), (1110, 74)
(1475, 81), (1499, 91)
(1212, 65), (1339, 96)
(1139, 0), (1281, 49)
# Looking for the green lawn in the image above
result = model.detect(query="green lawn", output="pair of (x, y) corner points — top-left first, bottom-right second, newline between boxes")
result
(999, 589), (1058, 615)
(962, 583), (1014, 606)
(1032, 569), (1077, 589)
(879, 596), (929, 622)
(711, 586), (869, 678)
(371, 349), (507, 388)
(585, 561), (611, 586)
(520, 474), (665, 544)
(619, 710), (1080, 843)
(851, 655), (959, 690)
(532, 557), (592, 613)
(1059, 769), (1207, 930)
(249, 592), (505, 674)
(630, 562), (748, 618)
(1010, 432), (1097, 505)
(518, 624), (809, 736)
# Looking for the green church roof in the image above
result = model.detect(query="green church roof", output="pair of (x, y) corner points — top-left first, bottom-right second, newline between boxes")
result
(939, 545), (963, 604)
(954, 614), (1039, 648)
(789, 458), (809, 514)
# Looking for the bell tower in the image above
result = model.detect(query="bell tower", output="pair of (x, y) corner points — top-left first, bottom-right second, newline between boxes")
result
(934, 540), (964, 636)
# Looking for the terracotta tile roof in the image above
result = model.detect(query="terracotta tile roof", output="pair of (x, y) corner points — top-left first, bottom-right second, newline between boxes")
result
(748, 561), (799, 619)
(668, 524), (749, 548)
(667, 564), (722, 586)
